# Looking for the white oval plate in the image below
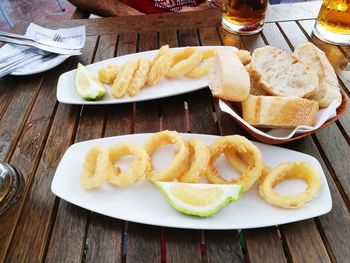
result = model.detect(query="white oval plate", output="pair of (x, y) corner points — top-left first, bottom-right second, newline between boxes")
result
(0, 44), (70, 76)
(56, 46), (236, 105)
(51, 133), (332, 230)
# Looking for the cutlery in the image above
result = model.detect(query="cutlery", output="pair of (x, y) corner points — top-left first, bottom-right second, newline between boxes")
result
(0, 34), (61, 70)
(0, 36), (81, 55)
(0, 31), (82, 50)
(0, 33), (64, 77)
(0, 53), (58, 78)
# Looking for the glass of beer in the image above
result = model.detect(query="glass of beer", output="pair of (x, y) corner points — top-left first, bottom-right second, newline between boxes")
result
(0, 161), (24, 215)
(207, 0), (269, 35)
(313, 0), (350, 45)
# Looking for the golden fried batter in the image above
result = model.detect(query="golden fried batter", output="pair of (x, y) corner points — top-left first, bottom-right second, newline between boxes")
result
(98, 64), (121, 84)
(128, 57), (151, 96)
(112, 60), (139, 98)
(146, 45), (173, 86)
(167, 50), (203, 78)
(106, 142), (151, 187)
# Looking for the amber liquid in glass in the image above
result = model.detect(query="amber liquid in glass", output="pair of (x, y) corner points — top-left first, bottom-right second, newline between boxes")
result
(317, 0), (350, 34)
(223, 0), (268, 32)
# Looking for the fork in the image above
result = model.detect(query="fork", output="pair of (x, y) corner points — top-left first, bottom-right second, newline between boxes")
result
(0, 33), (61, 68)
(0, 34), (61, 77)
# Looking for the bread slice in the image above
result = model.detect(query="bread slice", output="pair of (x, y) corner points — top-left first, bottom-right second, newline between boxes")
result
(250, 46), (319, 98)
(208, 50), (250, 102)
(242, 95), (319, 129)
(293, 42), (341, 108)
(246, 63), (268, 96)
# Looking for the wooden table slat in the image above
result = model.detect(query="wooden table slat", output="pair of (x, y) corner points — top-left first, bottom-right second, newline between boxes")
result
(287, 136), (350, 263)
(280, 220), (331, 263)
(2, 62), (74, 262)
(124, 30), (162, 262)
(205, 231), (244, 263)
(45, 36), (101, 262)
(80, 33), (126, 263)
(0, 75), (42, 161)
(244, 228), (287, 263)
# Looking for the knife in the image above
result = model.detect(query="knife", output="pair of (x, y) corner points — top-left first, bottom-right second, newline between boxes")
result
(0, 31), (83, 50)
(0, 36), (81, 55)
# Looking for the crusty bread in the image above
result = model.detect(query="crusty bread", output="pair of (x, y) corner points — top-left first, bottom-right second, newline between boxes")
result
(242, 95), (319, 129)
(293, 42), (341, 108)
(246, 63), (269, 96)
(236, 49), (251, 66)
(250, 46), (319, 98)
(208, 50), (250, 102)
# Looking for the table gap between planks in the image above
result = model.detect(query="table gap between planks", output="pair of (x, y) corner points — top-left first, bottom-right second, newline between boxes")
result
(1, 2), (350, 262)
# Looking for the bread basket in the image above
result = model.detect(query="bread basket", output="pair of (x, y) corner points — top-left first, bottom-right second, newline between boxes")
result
(221, 89), (348, 145)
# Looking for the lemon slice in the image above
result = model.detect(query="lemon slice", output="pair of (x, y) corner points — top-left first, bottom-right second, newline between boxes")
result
(75, 63), (106, 100)
(155, 182), (243, 217)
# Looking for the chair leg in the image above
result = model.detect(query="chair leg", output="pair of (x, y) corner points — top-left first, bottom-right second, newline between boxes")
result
(0, 4), (14, 28)
(56, 0), (66, 11)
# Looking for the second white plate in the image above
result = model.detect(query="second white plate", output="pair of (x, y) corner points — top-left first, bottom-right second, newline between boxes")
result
(57, 46), (236, 105)
(52, 133), (332, 230)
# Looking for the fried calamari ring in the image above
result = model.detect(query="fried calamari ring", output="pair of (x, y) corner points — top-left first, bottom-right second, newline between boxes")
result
(112, 60), (139, 98)
(178, 139), (210, 183)
(171, 47), (196, 66)
(201, 48), (217, 59)
(128, 57), (151, 96)
(206, 135), (263, 191)
(167, 50), (203, 78)
(144, 130), (189, 182)
(259, 162), (321, 208)
(146, 45), (173, 86)
(106, 142), (150, 187)
(98, 64), (121, 84)
(224, 150), (270, 179)
(186, 58), (214, 78)
(80, 146), (112, 190)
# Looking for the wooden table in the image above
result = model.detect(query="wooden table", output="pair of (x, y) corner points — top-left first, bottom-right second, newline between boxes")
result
(1, 1), (350, 262)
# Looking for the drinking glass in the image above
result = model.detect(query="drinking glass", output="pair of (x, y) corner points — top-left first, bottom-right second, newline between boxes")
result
(0, 161), (24, 215)
(313, 0), (350, 45)
(207, 0), (269, 35)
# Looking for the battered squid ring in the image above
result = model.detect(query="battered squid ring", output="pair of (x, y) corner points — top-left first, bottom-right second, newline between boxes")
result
(206, 135), (263, 191)
(178, 139), (210, 183)
(106, 142), (150, 187)
(146, 45), (174, 86)
(167, 49), (203, 78)
(224, 150), (270, 179)
(186, 59), (214, 78)
(144, 130), (189, 182)
(259, 162), (321, 208)
(80, 146), (112, 190)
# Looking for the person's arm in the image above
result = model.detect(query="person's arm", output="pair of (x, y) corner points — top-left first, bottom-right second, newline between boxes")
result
(68, 0), (144, 16)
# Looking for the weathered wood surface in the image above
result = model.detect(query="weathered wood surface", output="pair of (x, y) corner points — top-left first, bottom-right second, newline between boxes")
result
(1, 2), (350, 262)
(42, 1), (323, 35)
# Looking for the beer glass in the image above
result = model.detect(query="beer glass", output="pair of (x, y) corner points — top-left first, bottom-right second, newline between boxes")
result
(313, 0), (350, 45)
(207, 0), (269, 35)
(0, 161), (24, 215)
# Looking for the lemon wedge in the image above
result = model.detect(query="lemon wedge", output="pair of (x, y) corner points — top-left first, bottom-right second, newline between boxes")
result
(75, 63), (106, 100)
(155, 182), (243, 217)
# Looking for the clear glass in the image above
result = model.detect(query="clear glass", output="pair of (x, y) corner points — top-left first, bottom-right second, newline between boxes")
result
(207, 0), (268, 35)
(313, 0), (350, 45)
(0, 161), (24, 215)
